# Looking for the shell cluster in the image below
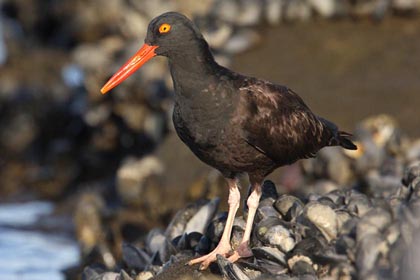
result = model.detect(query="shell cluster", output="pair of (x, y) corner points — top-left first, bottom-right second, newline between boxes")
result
(0, 0), (419, 201)
(1, 1), (420, 279)
(80, 115), (420, 279)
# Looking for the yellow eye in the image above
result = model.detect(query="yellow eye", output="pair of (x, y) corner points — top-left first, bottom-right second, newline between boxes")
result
(159, 23), (171, 34)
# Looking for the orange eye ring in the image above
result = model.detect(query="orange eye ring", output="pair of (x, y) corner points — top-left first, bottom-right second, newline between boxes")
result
(159, 23), (171, 34)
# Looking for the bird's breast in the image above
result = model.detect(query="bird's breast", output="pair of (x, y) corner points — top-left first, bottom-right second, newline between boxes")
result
(172, 97), (229, 148)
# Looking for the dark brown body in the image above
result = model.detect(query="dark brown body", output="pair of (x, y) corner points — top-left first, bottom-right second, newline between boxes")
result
(101, 11), (356, 185)
(100, 12), (357, 269)
(171, 62), (355, 182)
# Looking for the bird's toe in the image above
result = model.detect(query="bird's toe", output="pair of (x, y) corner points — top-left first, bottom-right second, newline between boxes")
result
(228, 243), (253, 263)
(188, 243), (233, 269)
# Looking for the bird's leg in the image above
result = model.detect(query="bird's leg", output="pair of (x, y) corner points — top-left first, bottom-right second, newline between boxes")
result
(228, 181), (262, 262)
(188, 178), (240, 270)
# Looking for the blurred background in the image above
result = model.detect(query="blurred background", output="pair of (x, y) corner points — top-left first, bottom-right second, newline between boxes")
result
(0, 0), (419, 279)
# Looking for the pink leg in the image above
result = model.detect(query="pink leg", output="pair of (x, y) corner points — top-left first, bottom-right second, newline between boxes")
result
(188, 178), (241, 270)
(228, 182), (262, 262)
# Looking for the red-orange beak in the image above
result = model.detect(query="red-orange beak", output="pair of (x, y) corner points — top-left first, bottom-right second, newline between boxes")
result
(101, 44), (158, 94)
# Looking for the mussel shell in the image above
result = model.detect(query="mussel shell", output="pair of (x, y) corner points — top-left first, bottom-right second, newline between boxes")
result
(216, 254), (251, 280)
(252, 246), (287, 265)
(164, 200), (209, 240)
(255, 217), (296, 252)
(184, 198), (220, 234)
(402, 162), (420, 187)
(122, 243), (151, 271)
(195, 235), (212, 255)
(256, 205), (282, 223)
(298, 202), (338, 242)
(206, 212), (228, 243)
(274, 195), (304, 221)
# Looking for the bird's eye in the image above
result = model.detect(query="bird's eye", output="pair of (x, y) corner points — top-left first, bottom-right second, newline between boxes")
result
(159, 23), (171, 34)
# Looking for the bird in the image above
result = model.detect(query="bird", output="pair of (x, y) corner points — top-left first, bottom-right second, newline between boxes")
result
(101, 11), (357, 270)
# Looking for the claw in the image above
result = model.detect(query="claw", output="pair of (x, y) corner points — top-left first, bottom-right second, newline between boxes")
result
(228, 242), (253, 263)
(228, 251), (240, 263)
(199, 263), (207, 271)
(188, 243), (232, 270)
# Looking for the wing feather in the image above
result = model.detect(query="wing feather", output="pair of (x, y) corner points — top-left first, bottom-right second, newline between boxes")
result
(234, 79), (331, 165)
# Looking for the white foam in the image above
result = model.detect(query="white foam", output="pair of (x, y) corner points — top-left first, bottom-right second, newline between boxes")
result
(0, 202), (80, 279)
(0, 202), (54, 227)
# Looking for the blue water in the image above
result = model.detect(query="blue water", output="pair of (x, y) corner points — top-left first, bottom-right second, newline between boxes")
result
(0, 202), (80, 280)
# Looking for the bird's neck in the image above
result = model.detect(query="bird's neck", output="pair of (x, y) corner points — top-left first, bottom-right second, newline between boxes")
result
(167, 40), (221, 96)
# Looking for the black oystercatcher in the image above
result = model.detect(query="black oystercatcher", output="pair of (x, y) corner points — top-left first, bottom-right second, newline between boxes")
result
(101, 12), (357, 270)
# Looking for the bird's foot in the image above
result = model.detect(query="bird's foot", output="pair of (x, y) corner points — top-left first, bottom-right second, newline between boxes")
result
(188, 242), (232, 270)
(228, 242), (253, 263)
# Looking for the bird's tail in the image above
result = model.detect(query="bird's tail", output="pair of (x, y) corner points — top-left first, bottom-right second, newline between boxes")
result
(337, 131), (357, 150)
(319, 117), (357, 150)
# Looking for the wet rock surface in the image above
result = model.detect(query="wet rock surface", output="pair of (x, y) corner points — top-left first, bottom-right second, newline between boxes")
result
(81, 122), (420, 279)
(1, 0), (420, 195)
(1, 0), (420, 279)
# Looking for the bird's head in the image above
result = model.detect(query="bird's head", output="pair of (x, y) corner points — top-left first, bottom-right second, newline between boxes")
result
(101, 12), (204, 94)
(146, 12), (204, 56)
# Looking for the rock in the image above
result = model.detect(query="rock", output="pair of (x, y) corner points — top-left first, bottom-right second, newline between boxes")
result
(199, 19), (233, 49)
(256, 205), (282, 223)
(308, 0), (337, 17)
(356, 233), (387, 277)
(303, 202), (338, 242)
(346, 191), (373, 217)
(184, 198), (220, 234)
(402, 161), (420, 187)
(406, 140), (420, 164)
(0, 16), (7, 65)
(165, 200), (209, 241)
(116, 156), (164, 206)
(3, 0), (420, 278)
(255, 217), (296, 252)
(284, 0), (312, 21)
(287, 254), (314, 274)
(217, 254), (251, 280)
(335, 209), (353, 233)
(235, 0), (263, 26)
(223, 29), (261, 54)
(303, 147), (353, 185)
(206, 212), (228, 244)
(356, 208), (392, 243)
(136, 271), (154, 280)
(274, 195), (304, 222)
(393, 0), (419, 11)
(122, 244), (151, 271)
(252, 246), (287, 265)
(265, 0), (285, 25)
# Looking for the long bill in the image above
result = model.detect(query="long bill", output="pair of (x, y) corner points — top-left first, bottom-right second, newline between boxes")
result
(101, 44), (158, 94)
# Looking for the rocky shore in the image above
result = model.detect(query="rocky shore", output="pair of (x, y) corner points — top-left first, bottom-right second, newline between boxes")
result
(1, 1), (420, 279)
(80, 114), (420, 280)
(1, 0), (419, 200)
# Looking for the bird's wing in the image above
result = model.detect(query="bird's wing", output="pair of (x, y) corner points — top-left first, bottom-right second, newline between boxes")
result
(234, 79), (330, 164)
